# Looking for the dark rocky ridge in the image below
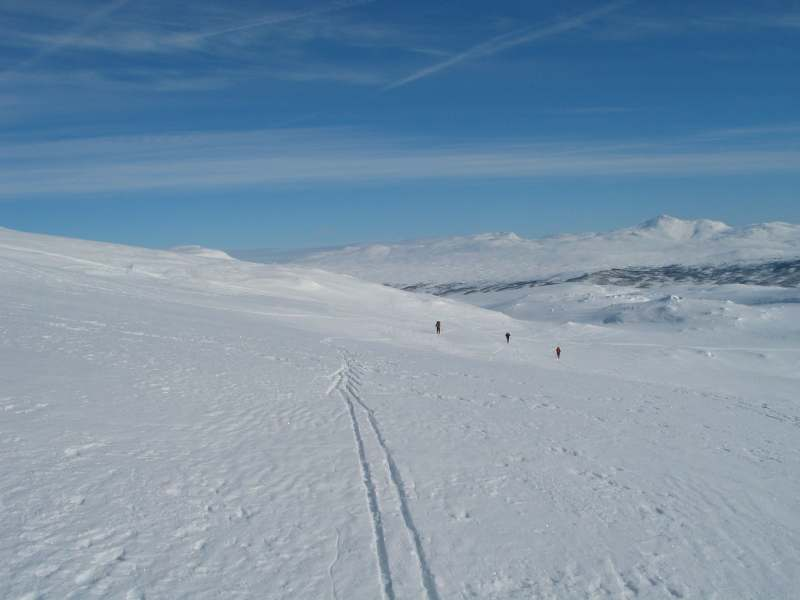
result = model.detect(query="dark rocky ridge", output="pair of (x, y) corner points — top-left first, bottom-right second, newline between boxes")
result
(389, 259), (800, 296)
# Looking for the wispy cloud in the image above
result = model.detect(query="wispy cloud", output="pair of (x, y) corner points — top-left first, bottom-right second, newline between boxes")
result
(0, 58), (388, 98)
(3, 0), (133, 75)
(2, 0), (380, 55)
(594, 9), (800, 41)
(540, 106), (634, 115)
(384, 2), (629, 90)
(698, 12), (800, 31)
(689, 123), (800, 142)
(0, 66), (231, 95)
(264, 65), (388, 86)
(189, 0), (376, 41)
(9, 29), (200, 54)
(0, 0), (393, 93)
(2, 125), (798, 199)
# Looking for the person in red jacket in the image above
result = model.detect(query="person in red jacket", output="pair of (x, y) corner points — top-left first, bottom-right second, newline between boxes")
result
(555, 346), (561, 360)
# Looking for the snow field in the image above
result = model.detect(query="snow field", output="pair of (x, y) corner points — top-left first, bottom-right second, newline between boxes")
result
(1, 226), (799, 599)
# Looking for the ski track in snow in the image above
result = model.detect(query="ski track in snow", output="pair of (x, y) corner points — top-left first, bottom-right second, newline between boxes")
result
(330, 357), (395, 600)
(329, 351), (440, 600)
(328, 528), (342, 600)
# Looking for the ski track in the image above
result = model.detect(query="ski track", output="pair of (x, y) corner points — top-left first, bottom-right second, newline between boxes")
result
(328, 528), (342, 600)
(330, 355), (395, 600)
(329, 350), (439, 600)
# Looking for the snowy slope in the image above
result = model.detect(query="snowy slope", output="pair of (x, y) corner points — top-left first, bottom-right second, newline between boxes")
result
(235, 215), (800, 285)
(170, 245), (235, 260)
(2, 226), (800, 599)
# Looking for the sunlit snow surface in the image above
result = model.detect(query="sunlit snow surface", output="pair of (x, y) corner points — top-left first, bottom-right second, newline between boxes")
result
(2, 225), (800, 599)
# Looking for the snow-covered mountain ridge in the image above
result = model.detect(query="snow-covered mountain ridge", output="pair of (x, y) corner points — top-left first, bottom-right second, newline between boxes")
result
(634, 214), (732, 240)
(230, 215), (800, 333)
(233, 215), (800, 286)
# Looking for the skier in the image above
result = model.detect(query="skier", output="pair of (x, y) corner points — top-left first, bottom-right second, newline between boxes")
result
(555, 346), (561, 360)
(505, 332), (511, 344)
(435, 320), (441, 335)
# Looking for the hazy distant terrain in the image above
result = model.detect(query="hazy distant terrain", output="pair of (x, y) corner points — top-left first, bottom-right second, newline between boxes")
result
(234, 215), (800, 332)
(233, 215), (800, 285)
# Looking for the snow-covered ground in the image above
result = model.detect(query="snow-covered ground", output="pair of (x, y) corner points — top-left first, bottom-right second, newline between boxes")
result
(2, 225), (800, 599)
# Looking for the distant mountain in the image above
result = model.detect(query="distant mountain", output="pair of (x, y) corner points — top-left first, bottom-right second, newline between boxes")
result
(232, 215), (800, 287)
(632, 215), (731, 240)
(395, 259), (800, 295)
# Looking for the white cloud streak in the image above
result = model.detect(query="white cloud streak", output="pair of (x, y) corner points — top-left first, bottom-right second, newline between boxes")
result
(3, 0), (133, 75)
(1, 0), (379, 56)
(592, 9), (800, 41)
(689, 124), (800, 142)
(384, 1), (629, 90)
(0, 0), (385, 90)
(1, 126), (798, 199)
(189, 0), (376, 41)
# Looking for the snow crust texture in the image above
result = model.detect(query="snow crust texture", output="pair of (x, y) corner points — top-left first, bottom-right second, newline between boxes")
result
(2, 225), (800, 599)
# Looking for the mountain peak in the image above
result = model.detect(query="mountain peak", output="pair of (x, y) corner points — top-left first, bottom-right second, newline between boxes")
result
(635, 215), (731, 240)
(469, 232), (522, 243)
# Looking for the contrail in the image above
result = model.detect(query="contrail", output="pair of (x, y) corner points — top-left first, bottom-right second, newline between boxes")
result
(193, 0), (376, 40)
(384, 1), (630, 90)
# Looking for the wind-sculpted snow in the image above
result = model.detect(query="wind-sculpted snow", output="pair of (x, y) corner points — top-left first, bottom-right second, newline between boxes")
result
(2, 226), (800, 599)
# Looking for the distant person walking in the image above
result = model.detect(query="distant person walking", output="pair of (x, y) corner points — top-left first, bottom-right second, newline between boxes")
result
(505, 332), (511, 344)
(435, 320), (441, 335)
(555, 346), (561, 360)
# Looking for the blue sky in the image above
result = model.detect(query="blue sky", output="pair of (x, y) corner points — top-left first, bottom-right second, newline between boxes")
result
(0, 0), (798, 249)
